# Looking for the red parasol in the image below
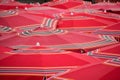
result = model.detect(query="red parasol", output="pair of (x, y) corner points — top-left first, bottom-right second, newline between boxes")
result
(89, 2), (120, 11)
(61, 63), (120, 80)
(59, 43), (120, 80)
(51, 1), (83, 9)
(0, 44), (102, 80)
(99, 43), (120, 55)
(0, 1), (119, 80)
(0, 45), (12, 53)
(0, 0), (34, 10)
(0, 31), (17, 41)
(0, 29), (118, 52)
(0, 9), (60, 43)
(94, 22), (120, 36)
(57, 12), (117, 31)
(0, 9), (49, 29)
(42, 0), (83, 9)
(27, 6), (68, 18)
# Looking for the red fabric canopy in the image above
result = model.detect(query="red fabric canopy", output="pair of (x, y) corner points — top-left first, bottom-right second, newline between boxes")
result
(0, 0), (33, 10)
(0, 1), (120, 80)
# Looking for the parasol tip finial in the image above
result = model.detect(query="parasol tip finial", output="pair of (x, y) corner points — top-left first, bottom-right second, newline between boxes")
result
(11, 0), (14, 2)
(36, 42), (40, 46)
(70, 12), (74, 15)
(24, 7), (28, 10)
(15, 6), (18, 9)
(103, 10), (107, 13)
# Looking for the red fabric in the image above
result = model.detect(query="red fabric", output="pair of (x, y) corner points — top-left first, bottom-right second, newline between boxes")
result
(0, 1), (33, 10)
(0, 1), (120, 80)
(29, 46), (48, 50)
(90, 2), (120, 11)
(104, 22), (120, 30)
(27, 6), (67, 18)
(99, 44), (120, 55)
(0, 76), (44, 80)
(0, 11), (45, 28)
(0, 32), (17, 41)
(0, 32), (100, 47)
(58, 19), (106, 28)
(51, 1), (83, 9)
(0, 52), (102, 80)
(94, 22), (120, 35)
(0, 46), (11, 53)
(62, 64), (120, 80)
(69, 13), (119, 23)
(57, 12), (119, 29)
(0, 5), (32, 10)
(0, 52), (90, 67)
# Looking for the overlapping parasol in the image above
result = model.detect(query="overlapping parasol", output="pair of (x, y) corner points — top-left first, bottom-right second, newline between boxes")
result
(0, 45), (102, 80)
(0, 0), (35, 10)
(0, 9), (47, 28)
(0, 29), (118, 53)
(42, 0), (83, 9)
(0, 0), (120, 80)
(56, 11), (119, 31)
(89, 2), (120, 11)
(94, 22), (120, 36)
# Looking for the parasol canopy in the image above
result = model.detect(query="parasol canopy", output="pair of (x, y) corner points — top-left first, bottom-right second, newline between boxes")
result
(50, 0), (83, 9)
(27, 6), (68, 18)
(57, 12), (118, 31)
(89, 2), (120, 11)
(61, 63), (120, 80)
(0, 0), (34, 10)
(0, 44), (102, 80)
(0, 45), (12, 53)
(0, 9), (51, 29)
(94, 22), (120, 36)
(0, 29), (118, 52)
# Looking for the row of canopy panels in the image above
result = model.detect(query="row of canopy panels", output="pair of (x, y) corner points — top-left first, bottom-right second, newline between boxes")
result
(0, 0), (120, 80)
